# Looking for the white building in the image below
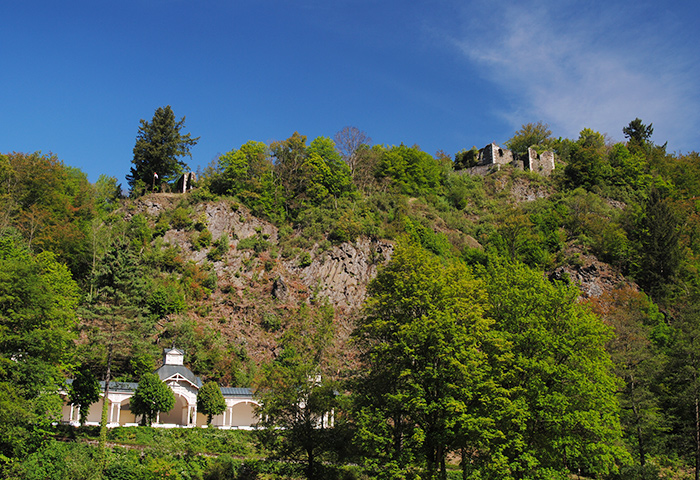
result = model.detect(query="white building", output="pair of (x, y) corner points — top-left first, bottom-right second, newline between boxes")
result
(60, 348), (260, 429)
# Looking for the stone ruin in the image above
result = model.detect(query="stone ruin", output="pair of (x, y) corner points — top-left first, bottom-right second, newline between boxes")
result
(465, 143), (555, 176)
(176, 172), (197, 193)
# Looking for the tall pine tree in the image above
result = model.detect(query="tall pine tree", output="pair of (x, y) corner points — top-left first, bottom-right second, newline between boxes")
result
(126, 105), (199, 194)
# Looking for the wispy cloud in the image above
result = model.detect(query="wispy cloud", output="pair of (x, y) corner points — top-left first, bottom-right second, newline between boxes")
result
(449, 0), (699, 151)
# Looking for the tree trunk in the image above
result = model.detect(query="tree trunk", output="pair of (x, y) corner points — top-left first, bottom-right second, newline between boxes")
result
(695, 383), (699, 480)
(98, 334), (114, 470)
(306, 445), (315, 480)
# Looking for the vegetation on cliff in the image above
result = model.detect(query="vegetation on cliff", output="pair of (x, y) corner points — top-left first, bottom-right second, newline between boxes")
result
(2, 117), (700, 478)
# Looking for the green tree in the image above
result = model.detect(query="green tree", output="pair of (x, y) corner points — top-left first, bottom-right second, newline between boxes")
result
(0, 232), (79, 470)
(197, 381), (226, 425)
(662, 300), (700, 480)
(256, 303), (336, 480)
(624, 118), (654, 150)
(482, 259), (630, 478)
(454, 146), (479, 170)
(69, 366), (101, 426)
(592, 287), (667, 477)
(505, 121), (552, 155)
(633, 188), (682, 299)
(376, 144), (444, 196)
(257, 347), (336, 480)
(302, 138), (354, 206)
(271, 131), (307, 205)
(353, 239), (505, 480)
(563, 129), (609, 190)
(0, 152), (96, 277)
(126, 105), (199, 193)
(130, 372), (175, 426)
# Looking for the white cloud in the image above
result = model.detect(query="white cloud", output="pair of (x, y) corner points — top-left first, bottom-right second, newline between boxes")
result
(450, 0), (699, 151)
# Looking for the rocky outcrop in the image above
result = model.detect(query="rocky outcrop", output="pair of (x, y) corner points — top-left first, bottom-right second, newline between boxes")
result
(132, 195), (392, 312)
(288, 238), (394, 310)
(549, 251), (636, 299)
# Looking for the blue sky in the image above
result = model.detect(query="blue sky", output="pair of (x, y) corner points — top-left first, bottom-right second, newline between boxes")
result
(2, 0), (698, 184)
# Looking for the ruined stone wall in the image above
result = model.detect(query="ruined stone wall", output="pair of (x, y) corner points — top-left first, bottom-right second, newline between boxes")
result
(526, 148), (555, 176)
(461, 164), (502, 176)
(478, 143), (514, 166)
(466, 143), (555, 177)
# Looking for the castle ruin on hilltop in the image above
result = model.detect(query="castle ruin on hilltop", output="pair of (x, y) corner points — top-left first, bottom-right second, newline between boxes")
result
(464, 143), (555, 176)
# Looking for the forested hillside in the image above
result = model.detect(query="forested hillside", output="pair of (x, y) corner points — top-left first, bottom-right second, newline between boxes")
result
(2, 117), (700, 479)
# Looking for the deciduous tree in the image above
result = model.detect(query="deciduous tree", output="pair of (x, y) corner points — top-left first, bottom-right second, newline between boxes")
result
(334, 126), (371, 176)
(197, 381), (226, 425)
(505, 121), (552, 155)
(255, 303), (336, 479)
(483, 259), (630, 478)
(130, 372), (175, 426)
(69, 366), (101, 426)
(353, 239), (505, 480)
(0, 232), (79, 469)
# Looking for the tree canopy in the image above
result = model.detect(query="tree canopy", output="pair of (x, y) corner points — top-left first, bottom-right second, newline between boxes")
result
(197, 381), (226, 425)
(130, 372), (175, 426)
(126, 106), (199, 194)
(505, 121), (552, 155)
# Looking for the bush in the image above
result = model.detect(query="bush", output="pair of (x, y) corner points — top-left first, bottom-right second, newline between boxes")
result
(170, 206), (194, 230)
(15, 440), (98, 480)
(237, 235), (270, 253)
(192, 228), (213, 251)
(148, 282), (187, 318)
(208, 234), (230, 261)
(297, 251), (312, 268)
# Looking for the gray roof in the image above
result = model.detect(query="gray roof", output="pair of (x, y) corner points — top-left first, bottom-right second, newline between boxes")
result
(65, 378), (137, 393)
(220, 387), (254, 398)
(100, 380), (139, 393)
(155, 364), (202, 388)
(163, 347), (184, 355)
(67, 377), (253, 399)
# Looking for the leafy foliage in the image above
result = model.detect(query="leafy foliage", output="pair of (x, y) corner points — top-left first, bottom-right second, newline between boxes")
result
(198, 381), (227, 425)
(482, 259), (630, 478)
(256, 304), (337, 480)
(354, 239), (505, 479)
(505, 121), (553, 155)
(130, 372), (175, 426)
(69, 366), (101, 426)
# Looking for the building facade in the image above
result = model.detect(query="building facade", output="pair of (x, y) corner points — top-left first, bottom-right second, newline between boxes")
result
(60, 348), (260, 429)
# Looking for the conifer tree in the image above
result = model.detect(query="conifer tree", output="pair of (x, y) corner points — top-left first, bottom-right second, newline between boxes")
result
(126, 105), (199, 194)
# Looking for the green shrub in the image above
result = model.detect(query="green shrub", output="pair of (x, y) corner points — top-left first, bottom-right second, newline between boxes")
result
(261, 312), (281, 332)
(171, 206), (194, 230)
(237, 235), (270, 253)
(148, 282), (187, 318)
(297, 251), (312, 268)
(208, 234), (230, 261)
(192, 228), (213, 251)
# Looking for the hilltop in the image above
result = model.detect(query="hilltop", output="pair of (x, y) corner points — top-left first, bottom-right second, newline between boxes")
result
(4, 119), (700, 478)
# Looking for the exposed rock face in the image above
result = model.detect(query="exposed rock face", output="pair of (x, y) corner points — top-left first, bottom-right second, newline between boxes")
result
(288, 238), (394, 311)
(510, 178), (551, 202)
(204, 203), (278, 243)
(132, 195), (392, 312)
(271, 276), (288, 301)
(549, 251), (636, 299)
